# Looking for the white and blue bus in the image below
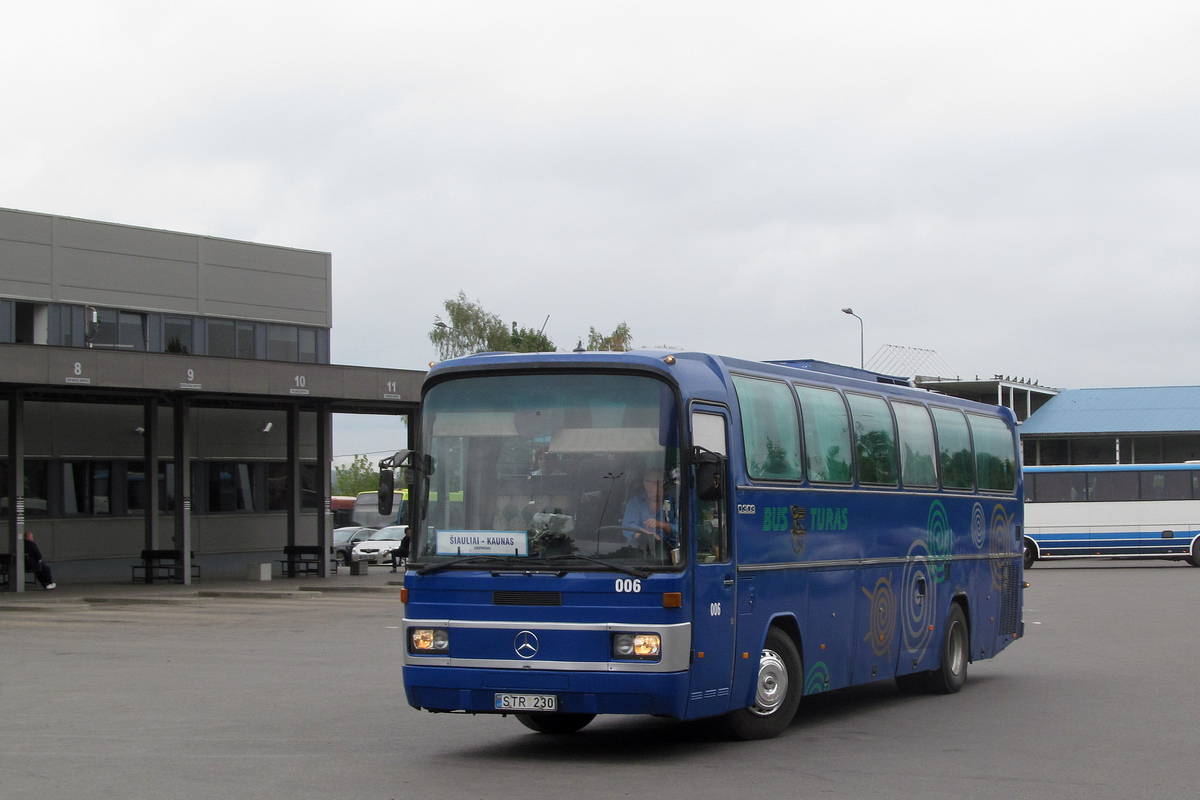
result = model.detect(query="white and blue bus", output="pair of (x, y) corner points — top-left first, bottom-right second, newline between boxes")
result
(1023, 463), (1200, 569)
(382, 350), (1024, 739)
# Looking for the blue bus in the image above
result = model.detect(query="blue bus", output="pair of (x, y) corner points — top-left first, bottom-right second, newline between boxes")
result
(382, 350), (1024, 739)
(1023, 463), (1200, 569)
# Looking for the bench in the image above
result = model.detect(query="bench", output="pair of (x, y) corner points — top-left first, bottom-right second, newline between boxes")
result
(0, 553), (37, 588)
(278, 545), (338, 578)
(131, 550), (200, 584)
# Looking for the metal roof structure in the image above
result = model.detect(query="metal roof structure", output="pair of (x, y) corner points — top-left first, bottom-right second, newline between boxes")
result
(1019, 387), (1200, 436)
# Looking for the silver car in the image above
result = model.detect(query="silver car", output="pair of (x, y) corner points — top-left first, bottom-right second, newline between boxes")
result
(351, 526), (409, 564)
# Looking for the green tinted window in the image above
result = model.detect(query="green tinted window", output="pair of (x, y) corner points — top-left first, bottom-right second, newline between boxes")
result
(892, 401), (937, 487)
(732, 376), (803, 480)
(847, 394), (898, 486)
(931, 407), (974, 489)
(969, 413), (1017, 493)
(794, 384), (852, 483)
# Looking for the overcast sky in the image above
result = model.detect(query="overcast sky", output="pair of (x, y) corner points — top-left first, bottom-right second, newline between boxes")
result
(4, 2), (1199, 457)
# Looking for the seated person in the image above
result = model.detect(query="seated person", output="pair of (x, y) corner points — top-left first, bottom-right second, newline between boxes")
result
(621, 468), (678, 551)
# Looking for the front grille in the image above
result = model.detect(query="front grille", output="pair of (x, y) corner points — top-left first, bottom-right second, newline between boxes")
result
(493, 591), (562, 606)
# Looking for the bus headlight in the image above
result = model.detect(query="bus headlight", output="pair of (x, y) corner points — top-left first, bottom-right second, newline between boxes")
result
(410, 627), (449, 654)
(612, 633), (661, 660)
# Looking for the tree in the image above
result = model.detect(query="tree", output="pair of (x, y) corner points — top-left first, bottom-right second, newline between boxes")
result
(586, 322), (633, 351)
(429, 292), (556, 360)
(333, 455), (379, 497)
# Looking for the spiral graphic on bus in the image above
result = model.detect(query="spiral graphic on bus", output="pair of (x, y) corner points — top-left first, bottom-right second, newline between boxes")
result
(989, 505), (1014, 590)
(862, 575), (897, 657)
(970, 502), (987, 550)
(804, 662), (831, 695)
(926, 501), (953, 584)
(901, 539), (937, 655)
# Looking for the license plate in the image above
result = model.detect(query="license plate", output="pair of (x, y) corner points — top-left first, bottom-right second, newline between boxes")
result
(494, 693), (557, 711)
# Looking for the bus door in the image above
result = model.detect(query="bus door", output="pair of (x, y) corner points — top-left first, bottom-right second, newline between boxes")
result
(686, 406), (736, 718)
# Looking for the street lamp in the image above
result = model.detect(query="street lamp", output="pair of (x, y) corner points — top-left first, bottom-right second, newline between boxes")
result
(841, 308), (863, 369)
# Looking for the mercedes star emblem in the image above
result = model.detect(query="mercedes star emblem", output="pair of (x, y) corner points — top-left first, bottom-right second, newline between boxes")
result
(514, 630), (539, 659)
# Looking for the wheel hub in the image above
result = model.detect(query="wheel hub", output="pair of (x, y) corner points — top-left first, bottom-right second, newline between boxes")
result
(749, 648), (788, 716)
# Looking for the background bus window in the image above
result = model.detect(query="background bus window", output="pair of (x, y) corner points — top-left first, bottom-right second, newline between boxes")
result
(892, 401), (938, 488)
(1139, 470), (1193, 501)
(1029, 472), (1085, 502)
(931, 408), (974, 490)
(969, 414), (1017, 493)
(1087, 470), (1138, 502)
(731, 376), (802, 481)
(795, 384), (852, 483)
(846, 393), (898, 486)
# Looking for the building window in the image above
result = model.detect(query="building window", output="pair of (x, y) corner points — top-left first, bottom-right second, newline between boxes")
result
(24, 460), (50, 517)
(207, 319), (235, 357)
(266, 462), (320, 511)
(91, 309), (146, 350)
(127, 461), (177, 513)
(62, 461), (113, 514)
(267, 325), (298, 361)
(299, 328), (317, 363)
(207, 462), (256, 512)
(164, 316), (192, 354)
(237, 322), (256, 359)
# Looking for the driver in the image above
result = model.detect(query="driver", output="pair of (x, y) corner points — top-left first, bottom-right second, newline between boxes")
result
(621, 468), (678, 551)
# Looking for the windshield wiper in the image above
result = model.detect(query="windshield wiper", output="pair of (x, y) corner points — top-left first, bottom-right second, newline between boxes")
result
(415, 555), (527, 576)
(542, 554), (650, 579)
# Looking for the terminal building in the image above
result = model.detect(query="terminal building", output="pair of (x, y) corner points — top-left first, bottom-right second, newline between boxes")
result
(5, 205), (1197, 590)
(1, 207), (422, 590)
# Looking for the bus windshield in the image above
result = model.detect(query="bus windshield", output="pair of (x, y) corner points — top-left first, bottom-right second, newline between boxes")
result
(414, 372), (682, 572)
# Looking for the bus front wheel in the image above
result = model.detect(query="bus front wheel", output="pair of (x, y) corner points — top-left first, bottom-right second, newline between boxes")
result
(1023, 539), (1037, 570)
(1188, 537), (1200, 568)
(515, 712), (595, 735)
(725, 627), (801, 740)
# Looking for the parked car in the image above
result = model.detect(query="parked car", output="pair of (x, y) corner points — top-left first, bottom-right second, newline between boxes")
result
(333, 526), (375, 566)
(352, 526), (409, 564)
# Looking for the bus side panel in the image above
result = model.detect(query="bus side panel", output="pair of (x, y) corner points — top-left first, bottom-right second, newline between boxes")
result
(853, 565), (900, 685)
(805, 568), (859, 694)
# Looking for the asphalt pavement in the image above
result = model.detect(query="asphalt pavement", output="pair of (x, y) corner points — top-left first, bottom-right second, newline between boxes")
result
(1, 560), (1197, 800)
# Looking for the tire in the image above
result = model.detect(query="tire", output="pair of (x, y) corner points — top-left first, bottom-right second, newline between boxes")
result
(514, 713), (595, 735)
(1188, 537), (1200, 568)
(927, 604), (969, 695)
(342, 551), (352, 567)
(1023, 539), (1037, 570)
(724, 627), (802, 740)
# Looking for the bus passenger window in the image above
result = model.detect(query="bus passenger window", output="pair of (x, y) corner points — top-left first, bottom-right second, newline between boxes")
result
(731, 376), (802, 481)
(892, 401), (938, 488)
(846, 394), (898, 486)
(931, 408), (974, 490)
(968, 414), (1017, 493)
(794, 384), (852, 483)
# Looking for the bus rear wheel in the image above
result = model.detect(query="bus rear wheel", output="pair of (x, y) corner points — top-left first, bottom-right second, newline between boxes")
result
(1188, 537), (1200, 568)
(927, 604), (969, 695)
(1023, 539), (1037, 570)
(515, 712), (595, 735)
(725, 627), (801, 740)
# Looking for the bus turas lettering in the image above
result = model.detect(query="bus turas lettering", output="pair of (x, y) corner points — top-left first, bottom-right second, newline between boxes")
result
(810, 507), (848, 531)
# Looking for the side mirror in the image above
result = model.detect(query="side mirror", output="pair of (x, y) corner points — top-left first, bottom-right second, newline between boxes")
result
(695, 451), (724, 502)
(378, 471), (395, 516)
